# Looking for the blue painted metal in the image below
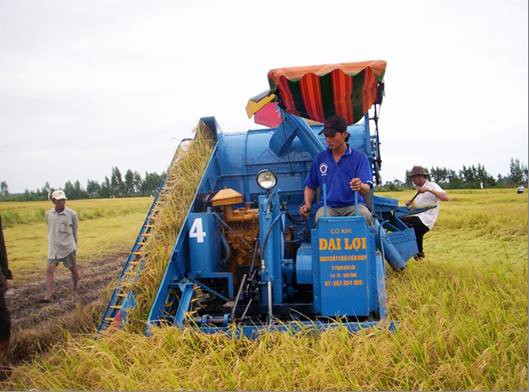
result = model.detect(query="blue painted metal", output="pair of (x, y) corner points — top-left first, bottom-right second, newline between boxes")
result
(139, 103), (418, 337)
(174, 282), (194, 327)
(376, 222), (406, 271)
(315, 216), (378, 317)
(258, 193), (283, 305)
(295, 243), (312, 284)
(269, 111), (325, 157)
(384, 228), (419, 265)
(375, 254), (387, 320)
(188, 212), (221, 276)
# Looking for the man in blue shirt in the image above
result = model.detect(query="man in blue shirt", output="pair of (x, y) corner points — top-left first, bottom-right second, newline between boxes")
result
(299, 115), (373, 225)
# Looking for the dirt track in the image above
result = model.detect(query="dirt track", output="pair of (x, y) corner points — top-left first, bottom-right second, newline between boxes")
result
(4, 252), (127, 362)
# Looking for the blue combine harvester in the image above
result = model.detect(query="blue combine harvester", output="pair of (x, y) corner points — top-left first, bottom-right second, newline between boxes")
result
(99, 60), (423, 336)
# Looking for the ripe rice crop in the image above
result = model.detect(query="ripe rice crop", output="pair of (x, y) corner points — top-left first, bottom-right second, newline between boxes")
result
(0, 197), (151, 228)
(125, 124), (214, 333)
(1, 197), (151, 274)
(4, 154), (527, 389)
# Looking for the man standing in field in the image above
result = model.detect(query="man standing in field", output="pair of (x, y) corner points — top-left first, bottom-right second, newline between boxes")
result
(403, 166), (448, 260)
(299, 115), (373, 224)
(41, 190), (80, 302)
(0, 215), (13, 353)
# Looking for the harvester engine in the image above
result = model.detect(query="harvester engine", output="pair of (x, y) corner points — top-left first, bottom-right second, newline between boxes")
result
(212, 188), (259, 276)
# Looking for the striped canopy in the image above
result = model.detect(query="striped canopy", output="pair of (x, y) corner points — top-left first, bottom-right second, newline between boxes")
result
(268, 60), (386, 125)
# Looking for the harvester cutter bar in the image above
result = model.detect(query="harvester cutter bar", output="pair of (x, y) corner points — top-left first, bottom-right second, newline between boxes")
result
(199, 320), (397, 339)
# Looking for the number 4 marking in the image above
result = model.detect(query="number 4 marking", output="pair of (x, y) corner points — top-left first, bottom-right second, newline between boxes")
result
(189, 218), (206, 243)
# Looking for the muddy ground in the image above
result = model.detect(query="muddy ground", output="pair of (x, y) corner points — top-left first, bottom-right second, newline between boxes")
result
(4, 252), (126, 363)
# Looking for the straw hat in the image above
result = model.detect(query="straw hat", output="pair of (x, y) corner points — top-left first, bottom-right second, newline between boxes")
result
(409, 166), (429, 177)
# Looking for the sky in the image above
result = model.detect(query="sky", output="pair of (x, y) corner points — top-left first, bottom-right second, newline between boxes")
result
(0, 0), (527, 192)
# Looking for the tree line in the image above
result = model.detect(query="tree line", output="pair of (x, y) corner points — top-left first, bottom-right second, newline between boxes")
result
(0, 167), (165, 201)
(380, 158), (528, 191)
(0, 159), (527, 201)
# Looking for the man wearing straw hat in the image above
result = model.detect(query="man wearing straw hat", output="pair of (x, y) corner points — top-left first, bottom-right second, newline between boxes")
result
(41, 190), (80, 303)
(403, 166), (448, 260)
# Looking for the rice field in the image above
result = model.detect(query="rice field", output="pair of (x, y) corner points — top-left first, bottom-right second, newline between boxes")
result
(2, 136), (527, 390)
(0, 197), (151, 275)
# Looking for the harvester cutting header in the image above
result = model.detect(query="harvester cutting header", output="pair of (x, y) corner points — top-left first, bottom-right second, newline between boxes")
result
(99, 60), (424, 337)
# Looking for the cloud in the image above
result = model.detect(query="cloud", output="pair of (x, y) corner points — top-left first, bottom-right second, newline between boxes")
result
(0, 0), (527, 191)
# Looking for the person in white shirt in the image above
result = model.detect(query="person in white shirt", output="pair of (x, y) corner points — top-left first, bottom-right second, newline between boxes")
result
(403, 166), (448, 260)
(41, 190), (79, 303)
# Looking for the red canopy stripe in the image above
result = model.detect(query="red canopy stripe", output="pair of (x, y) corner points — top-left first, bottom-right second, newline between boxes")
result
(361, 67), (378, 115)
(267, 61), (386, 124)
(277, 76), (298, 115)
(300, 73), (325, 123)
(331, 69), (353, 124)
(268, 60), (386, 86)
